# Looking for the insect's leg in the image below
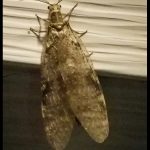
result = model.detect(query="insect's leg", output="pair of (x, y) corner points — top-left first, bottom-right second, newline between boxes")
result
(61, 2), (78, 29)
(74, 30), (87, 37)
(29, 28), (46, 33)
(87, 51), (93, 57)
(29, 14), (48, 35)
(79, 30), (88, 37)
(29, 14), (48, 42)
(36, 14), (42, 30)
(35, 14), (49, 33)
(29, 28), (44, 42)
(36, 14), (50, 25)
(63, 3), (78, 22)
(29, 28), (40, 38)
(67, 23), (87, 37)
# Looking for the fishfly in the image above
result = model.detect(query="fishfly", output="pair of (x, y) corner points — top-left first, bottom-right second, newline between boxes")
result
(30, 0), (109, 149)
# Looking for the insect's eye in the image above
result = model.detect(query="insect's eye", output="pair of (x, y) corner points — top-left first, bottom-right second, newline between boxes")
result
(48, 6), (49, 9)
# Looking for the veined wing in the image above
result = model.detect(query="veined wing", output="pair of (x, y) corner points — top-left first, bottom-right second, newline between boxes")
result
(57, 26), (109, 143)
(41, 48), (75, 150)
(73, 29), (109, 142)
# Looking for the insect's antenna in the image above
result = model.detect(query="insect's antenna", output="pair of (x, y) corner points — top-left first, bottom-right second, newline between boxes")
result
(56, 0), (62, 4)
(37, 0), (51, 5)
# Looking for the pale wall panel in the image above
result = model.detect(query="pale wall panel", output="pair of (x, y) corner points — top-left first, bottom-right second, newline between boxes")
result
(3, 0), (147, 77)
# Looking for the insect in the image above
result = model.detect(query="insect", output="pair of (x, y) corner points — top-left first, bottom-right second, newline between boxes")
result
(30, 0), (109, 150)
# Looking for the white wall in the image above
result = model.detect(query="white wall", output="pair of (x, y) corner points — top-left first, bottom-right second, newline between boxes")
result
(3, 0), (147, 77)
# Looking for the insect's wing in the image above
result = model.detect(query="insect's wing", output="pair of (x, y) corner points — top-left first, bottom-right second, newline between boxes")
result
(59, 28), (109, 143)
(41, 52), (75, 150)
(75, 33), (109, 142)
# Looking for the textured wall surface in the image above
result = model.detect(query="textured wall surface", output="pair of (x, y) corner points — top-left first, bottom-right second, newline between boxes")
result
(3, 0), (147, 77)
(3, 61), (147, 150)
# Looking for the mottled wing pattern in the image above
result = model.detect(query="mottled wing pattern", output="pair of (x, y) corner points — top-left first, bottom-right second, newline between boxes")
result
(56, 26), (109, 143)
(74, 29), (109, 142)
(41, 42), (75, 150)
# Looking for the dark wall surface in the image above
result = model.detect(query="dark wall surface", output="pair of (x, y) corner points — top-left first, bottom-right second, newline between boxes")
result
(3, 61), (147, 150)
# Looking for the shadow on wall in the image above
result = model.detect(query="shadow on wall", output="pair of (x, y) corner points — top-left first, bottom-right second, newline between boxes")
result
(3, 61), (147, 150)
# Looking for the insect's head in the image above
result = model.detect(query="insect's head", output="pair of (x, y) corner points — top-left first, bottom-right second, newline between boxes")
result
(38, 0), (64, 30)
(48, 4), (63, 30)
(48, 4), (61, 12)
(38, 0), (63, 30)
(48, 3), (62, 18)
